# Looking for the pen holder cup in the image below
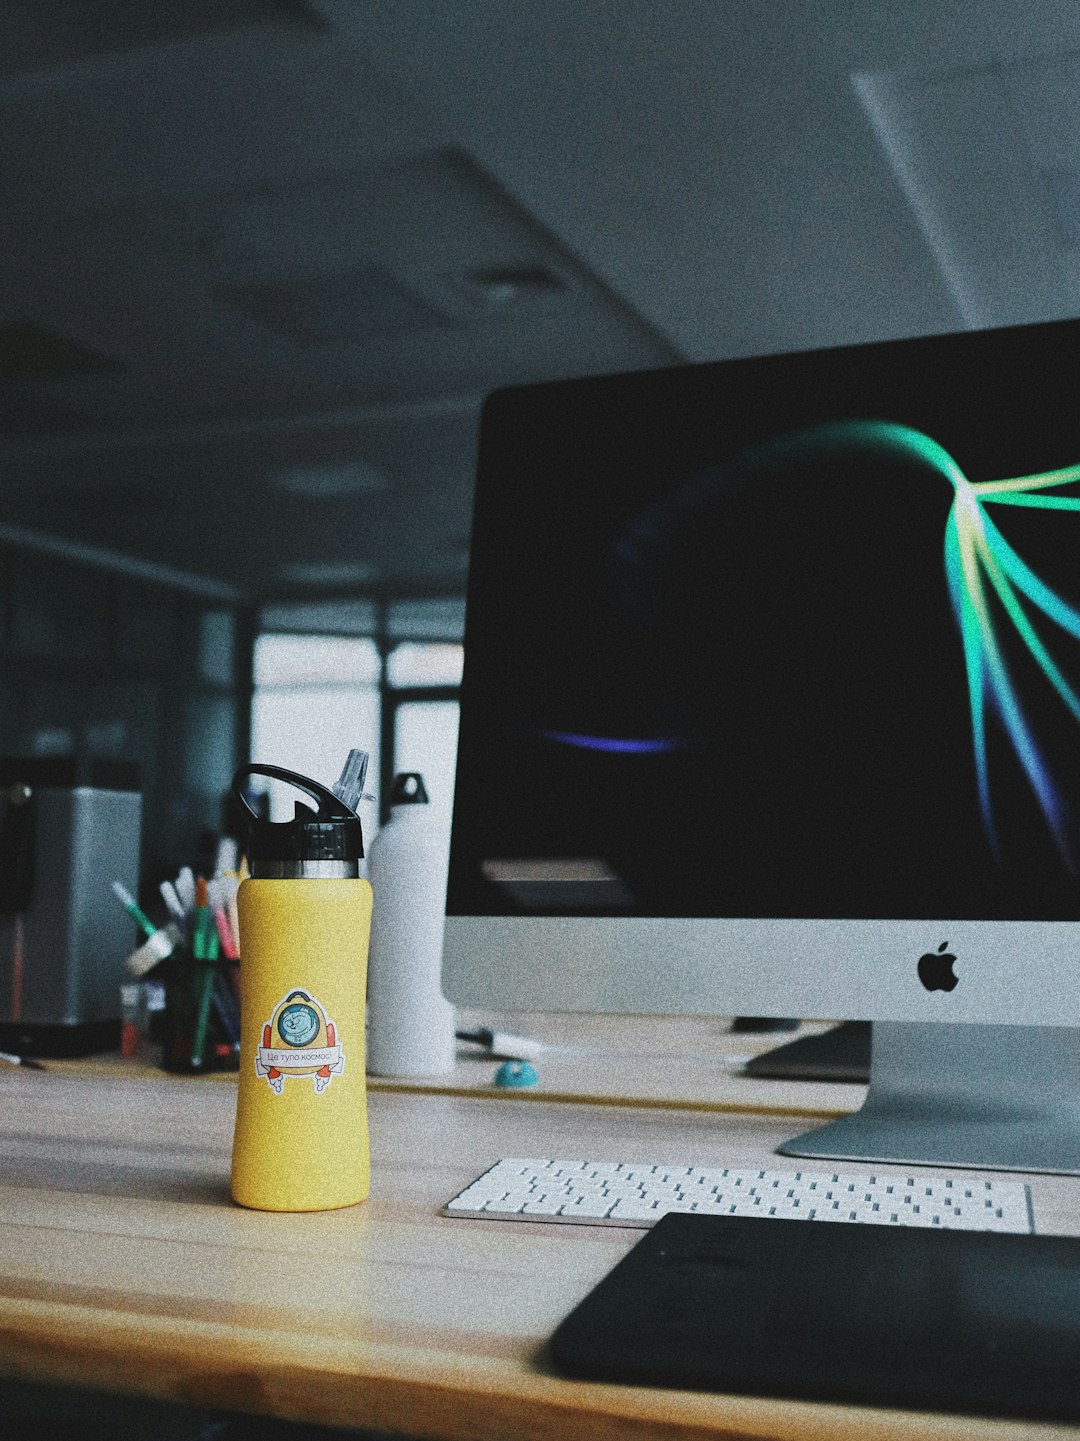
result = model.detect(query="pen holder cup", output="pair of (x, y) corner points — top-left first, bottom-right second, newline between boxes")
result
(162, 953), (241, 1075)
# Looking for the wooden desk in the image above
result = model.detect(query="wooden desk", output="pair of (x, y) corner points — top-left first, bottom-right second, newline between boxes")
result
(1, 1026), (1078, 1441)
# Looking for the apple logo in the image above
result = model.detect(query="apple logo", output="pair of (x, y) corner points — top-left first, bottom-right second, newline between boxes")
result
(918, 941), (959, 992)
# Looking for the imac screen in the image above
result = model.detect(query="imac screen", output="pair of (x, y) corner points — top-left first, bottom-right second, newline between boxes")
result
(448, 320), (1080, 928)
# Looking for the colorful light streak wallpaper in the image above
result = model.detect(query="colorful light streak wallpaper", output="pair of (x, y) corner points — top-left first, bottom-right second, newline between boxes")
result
(781, 422), (1080, 875)
(537, 418), (1080, 874)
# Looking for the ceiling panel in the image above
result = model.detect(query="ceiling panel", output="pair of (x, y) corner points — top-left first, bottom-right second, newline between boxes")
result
(0, 1), (327, 78)
(5, 3), (1080, 604)
(222, 268), (453, 344)
(854, 53), (1080, 329)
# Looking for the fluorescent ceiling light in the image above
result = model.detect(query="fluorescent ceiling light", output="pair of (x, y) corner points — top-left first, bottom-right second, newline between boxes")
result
(278, 559), (379, 586)
(272, 461), (390, 497)
(452, 265), (564, 308)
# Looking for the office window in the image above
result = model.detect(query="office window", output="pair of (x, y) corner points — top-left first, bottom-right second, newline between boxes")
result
(385, 641), (461, 843)
(199, 610), (235, 686)
(253, 634), (381, 687)
(185, 692), (235, 804)
(250, 633), (461, 838)
(393, 699), (460, 840)
(386, 641), (464, 687)
(250, 634), (380, 823)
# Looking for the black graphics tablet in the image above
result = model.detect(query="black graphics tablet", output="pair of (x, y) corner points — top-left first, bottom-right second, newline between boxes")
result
(548, 1212), (1080, 1422)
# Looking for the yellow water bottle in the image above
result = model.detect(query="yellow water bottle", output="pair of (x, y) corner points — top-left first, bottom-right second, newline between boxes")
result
(230, 752), (373, 1211)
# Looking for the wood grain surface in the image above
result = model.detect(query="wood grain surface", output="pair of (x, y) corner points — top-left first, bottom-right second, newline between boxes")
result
(1, 1022), (1078, 1441)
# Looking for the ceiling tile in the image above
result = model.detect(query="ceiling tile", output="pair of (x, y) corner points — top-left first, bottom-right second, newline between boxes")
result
(854, 62), (1066, 328)
(0, 1), (327, 78)
(0, 321), (122, 380)
(220, 267), (453, 343)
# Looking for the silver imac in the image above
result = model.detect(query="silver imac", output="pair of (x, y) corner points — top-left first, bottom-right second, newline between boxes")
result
(443, 318), (1080, 1174)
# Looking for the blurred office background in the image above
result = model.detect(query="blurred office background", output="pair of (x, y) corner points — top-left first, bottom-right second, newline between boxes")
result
(3, 1), (1080, 884)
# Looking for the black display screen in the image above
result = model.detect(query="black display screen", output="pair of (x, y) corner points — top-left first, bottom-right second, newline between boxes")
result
(448, 320), (1080, 921)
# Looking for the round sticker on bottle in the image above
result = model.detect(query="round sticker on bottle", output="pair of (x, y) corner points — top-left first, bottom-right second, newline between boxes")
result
(254, 989), (344, 1094)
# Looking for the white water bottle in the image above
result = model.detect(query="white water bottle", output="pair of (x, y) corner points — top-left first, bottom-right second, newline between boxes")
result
(366, 773), (456, 1075)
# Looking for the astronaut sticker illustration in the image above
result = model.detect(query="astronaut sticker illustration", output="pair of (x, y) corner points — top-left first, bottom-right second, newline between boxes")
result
(255, 989), (345, 1094)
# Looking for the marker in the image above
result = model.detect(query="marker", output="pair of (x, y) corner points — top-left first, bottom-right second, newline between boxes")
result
(223, 873), (242, 963)
(159, 879), (188, 928)
(126, 927), (181, 977)
(175, 867), (196, 914)
(192, 876), (211, 960)
(205, 877), (237, 959)
(113, 881), (181, 974)
(214, 836), (239, 878)
(213, 902), (238, 960)
(189, 877), (220, 1069)
(110, 881), (157, 940)
(190, 965), (216, 1070)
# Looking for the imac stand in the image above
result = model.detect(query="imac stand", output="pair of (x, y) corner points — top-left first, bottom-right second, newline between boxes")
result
(744, 1020), (870, 1081)
(777, 1022), (1080, 1175)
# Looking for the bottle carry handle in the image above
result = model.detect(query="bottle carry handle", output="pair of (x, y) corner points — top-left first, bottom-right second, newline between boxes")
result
(232, 764), (358, 824)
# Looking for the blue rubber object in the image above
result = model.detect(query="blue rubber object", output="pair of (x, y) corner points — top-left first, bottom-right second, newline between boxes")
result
(493, 1059), (539, 1088)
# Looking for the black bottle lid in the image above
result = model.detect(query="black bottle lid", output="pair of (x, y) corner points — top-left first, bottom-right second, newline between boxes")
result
(231, 764), (364, 864)
(389, 772), (429, 805)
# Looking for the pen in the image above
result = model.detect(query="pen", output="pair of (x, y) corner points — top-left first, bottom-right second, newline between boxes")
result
(211, 971), (240, 1048)
(456, 1028), (546, 1060)
(0, 1050), (45, 1070)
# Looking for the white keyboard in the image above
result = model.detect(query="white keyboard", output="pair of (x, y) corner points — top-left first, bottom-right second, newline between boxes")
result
(443, 1158), (1034, 1233)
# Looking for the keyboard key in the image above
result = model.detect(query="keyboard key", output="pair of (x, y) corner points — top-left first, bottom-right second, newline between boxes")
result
(565, 1196), (616, 1219)
(521, 1196), (565, 1215)
(611, 1202), (663, 1223)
